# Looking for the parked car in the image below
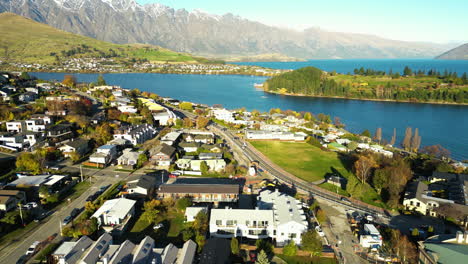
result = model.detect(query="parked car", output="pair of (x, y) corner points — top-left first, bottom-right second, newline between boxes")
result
(169, 174), (178, 178)
(100, 184), (111, 192)
(34, 211), (51, 222)
(22, 204), (32, 210)
(26, 241), (40, 255)
(340, 197), (351, 204)
(62, 216), (72, 225)
(70, 208), (81, 218)
(27, 202), (38, 208)
(315, 226), (325, 237)
(153, 223), (163, 230)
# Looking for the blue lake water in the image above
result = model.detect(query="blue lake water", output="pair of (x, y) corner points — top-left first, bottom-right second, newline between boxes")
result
(30, 59), (468, 161)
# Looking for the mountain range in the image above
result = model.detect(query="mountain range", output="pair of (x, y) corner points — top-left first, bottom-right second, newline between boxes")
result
(435, 43), (468, 60)
(0, 0), (458, 59)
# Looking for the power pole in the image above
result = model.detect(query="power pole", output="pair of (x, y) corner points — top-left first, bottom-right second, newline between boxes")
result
(80, 165), (83, 182)
(18, 203), (24, 226)
(59, 219), (63, 235)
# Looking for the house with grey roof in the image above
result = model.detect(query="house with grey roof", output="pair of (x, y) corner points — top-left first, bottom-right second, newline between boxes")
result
(52, 236), (93, 264)
(59, 138), (90, 158)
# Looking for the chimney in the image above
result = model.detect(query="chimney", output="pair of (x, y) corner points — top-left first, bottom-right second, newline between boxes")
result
(456, 231), (463, 243)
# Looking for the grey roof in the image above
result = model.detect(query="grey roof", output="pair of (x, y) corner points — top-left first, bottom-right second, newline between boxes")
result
(161, 243), (179, 264)
(135, 175), (158, 190)
(8, 175), (51, 187)
(64, 236), (93, 264)
(109, 240), (136, 264)
(198, 152), (223, 159)
(150, 143), (176, 157)
(132, 236), (155, 264)
(81, 233), (112, 264)
(177, 240), (197, 264)
(158, 184), (239, 195)
(63, 138), (89, 149)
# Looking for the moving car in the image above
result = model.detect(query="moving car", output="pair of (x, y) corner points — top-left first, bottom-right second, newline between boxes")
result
(315, 226), (325, 237)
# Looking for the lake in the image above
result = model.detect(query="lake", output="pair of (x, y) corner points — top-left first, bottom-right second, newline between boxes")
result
(30, 59), (468, 161)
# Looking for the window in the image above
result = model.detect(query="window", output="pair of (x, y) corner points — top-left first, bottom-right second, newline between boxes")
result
(246, 221), (250, 226)
(289, 233), (297, 238)
(410, 201), (413, 206)
(273, 230), (276, 235)
(416, 202), (420, 206)
(216, 220), (222, 226)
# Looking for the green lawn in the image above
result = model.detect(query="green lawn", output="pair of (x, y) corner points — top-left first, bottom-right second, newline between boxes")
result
(277, 254), (337, 264)
(250, 141), (353, 182)
(318, 182), (349, 196)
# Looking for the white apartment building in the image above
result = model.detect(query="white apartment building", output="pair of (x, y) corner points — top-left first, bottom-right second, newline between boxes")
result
(210, 189), (308, 246)
(211, 109), (235, 123)
(360, 224), (382, 249)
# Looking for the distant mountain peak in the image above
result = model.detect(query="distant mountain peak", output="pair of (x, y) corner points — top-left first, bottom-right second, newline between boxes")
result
(0, 0), (454, 59)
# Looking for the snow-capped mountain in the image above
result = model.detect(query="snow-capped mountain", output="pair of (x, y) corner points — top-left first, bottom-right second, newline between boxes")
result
(0, 0), (453, 59)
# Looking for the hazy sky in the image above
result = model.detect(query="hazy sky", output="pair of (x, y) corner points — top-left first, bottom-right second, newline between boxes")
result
(137, 0), (467, 44)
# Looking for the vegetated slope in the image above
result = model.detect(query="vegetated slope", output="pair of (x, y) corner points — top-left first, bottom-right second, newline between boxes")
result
(435, 43), (468, 60)
(0, 13), (203, 64)
(264, 66), (468, 104)
(0, 0), (454, 59)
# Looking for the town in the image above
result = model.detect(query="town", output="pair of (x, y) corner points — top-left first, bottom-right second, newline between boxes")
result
(0, 58), (287, 76)
(0, 71), (467, 264)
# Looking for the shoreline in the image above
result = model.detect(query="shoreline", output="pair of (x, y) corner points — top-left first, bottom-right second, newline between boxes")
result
(264, 89), (468, 106)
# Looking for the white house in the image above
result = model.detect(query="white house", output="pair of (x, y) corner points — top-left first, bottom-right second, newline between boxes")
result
(190, 159), (226, 172)
(160, 132), (182, 146)
(6, 121), (23, 133)
(117, 149), (141, 167)
(185, 206), (208, 222)
(360, 224), (382, 249)
(210, 189), (308, 246)
(211, 109), (235, 123)
(113, 124), (157, 146)
(89, 144), (118, 165)
(117, 105), (138, 114)
(153, 109), (177, 126)
(92, 198), (136, 227)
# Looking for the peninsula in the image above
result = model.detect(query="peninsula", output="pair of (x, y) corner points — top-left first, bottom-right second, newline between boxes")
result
(263, 66), (468, 104)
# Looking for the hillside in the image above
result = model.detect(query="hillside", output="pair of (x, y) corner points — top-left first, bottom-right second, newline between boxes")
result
(0, 13), (202, 64)
(0, 0), (454, 59)
(435, 43), (468, 60)
(264, 66), (468, 104)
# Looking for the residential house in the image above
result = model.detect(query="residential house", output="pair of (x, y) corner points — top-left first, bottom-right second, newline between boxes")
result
(185, 206), (208, 222)
(116, 149), (141, 167)
(199, 153), (223, 160)
(127, 175), (159, 197)
(0, 88), (12, 101)
(117, 105), (138, 114)
(6, 121), (24, 133)
(211, 109), (235, 123)
(418, 232), (468, 264)
(59, 139), (90, 158)
(179, 142), (200, 153)
(210, 189), (308, 246)
(193, 134), (214, 144)
(47, 123), (74, 144)
(30, 114), (52, 125)
(89, 144), (118, 166)
(157, 183), (239, 203)
(190, 159), (226, 172)
(91, 198), (136, 233)
(160, 132), (182, 146)
(0, 133), (28, 150)
(113, 124), (157, 146)
(25, 87), (39, 94)
(0, 189), (26, 210)
(245, 130), (307, 141)
(153, 109), (177, 126)
(51, 236), (93, 264)
(18, 91), (38, 103)
(200, 144), (223, 153)
(54, 233), (196, 264)
(150, 143), (176, 166)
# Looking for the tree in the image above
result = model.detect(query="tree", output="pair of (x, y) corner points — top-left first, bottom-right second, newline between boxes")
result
(193, 211), (208, 234)
(182, 228), (195, 241)
(62, 75), (77, 87)
(196, 116), (209, 129)
(316, 208), (327, 224)
(20, 72), (31, 80)
(411, 228), (419, 237)
(402, 127), (412, 150)
(372, 169), (388, 195)
(347, 141), (358, 151)
(141, 200), (160, 223)
(361, 129), (371, 138)
(255, 240), (273, 255)
(374, 127), (382, 143)
(354, 154), (377, 184)
(390, 128), (397, 146)
(200, 161), (208, 174)
(411, 128), (421, 152)
(176, 197), (192, 211)
(255, 250), (270, 264)
(283, 240), (298, 256)
(195, 234), (206, 253)
(225, 163), (236, 175)
(137, 153), (148, 168)
(421, 144), (450, 159)
(16, 152), (41, 174)
(94, 123), (113, 145)
(97, 74), (107, 86)
(403, 66), (413, 76)
(301, 230), (322, 256)
(304, 112), (312, 121)
(230, 237), (239, 255)
(69, 151), (81, 163)
(183, 117), (194, 128)
(334, 116), (344, 128)
(179, 102), (193, 111)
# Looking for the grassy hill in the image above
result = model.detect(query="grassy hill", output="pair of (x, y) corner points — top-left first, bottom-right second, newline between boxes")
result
(0, 12), (205, 64)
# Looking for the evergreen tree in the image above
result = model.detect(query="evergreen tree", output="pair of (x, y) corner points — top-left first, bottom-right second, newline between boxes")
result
(255, 250), (270, 264)
(403, 66), (412, 76)
(97, 74), (107, 86)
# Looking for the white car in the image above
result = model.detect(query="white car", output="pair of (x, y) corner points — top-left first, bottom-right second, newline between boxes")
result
(153, 223), (163, 230)
(27, 202), (38, 208)
(26, 241), (40, 255)
(366, 215), (374, 222)
(315, 226), (325, 237)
